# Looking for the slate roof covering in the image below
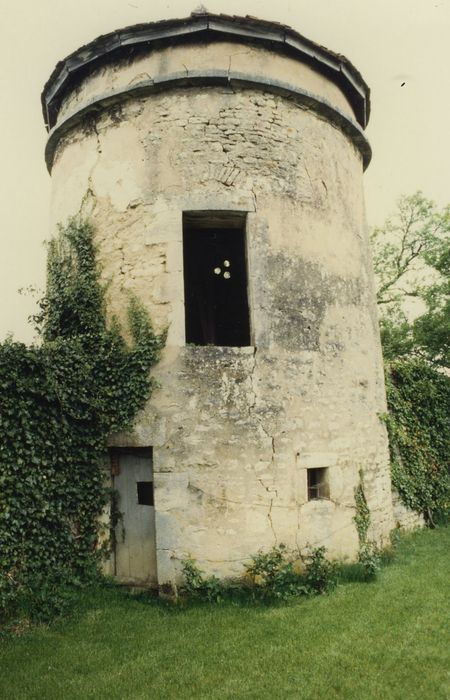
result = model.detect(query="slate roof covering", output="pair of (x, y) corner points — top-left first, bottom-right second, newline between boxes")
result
(41, 11), (370, 131)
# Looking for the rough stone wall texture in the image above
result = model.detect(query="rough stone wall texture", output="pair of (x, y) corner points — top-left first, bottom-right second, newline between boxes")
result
(49, 44), (394, 583)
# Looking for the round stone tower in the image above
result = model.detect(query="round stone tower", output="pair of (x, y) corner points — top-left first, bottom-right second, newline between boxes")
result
(42, 12), (394, 586)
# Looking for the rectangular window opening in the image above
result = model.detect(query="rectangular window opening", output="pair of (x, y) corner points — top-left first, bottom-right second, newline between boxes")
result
(183, 211), (251, 346)
(137, 481), (154, 506)
(307, 468), (330, 500)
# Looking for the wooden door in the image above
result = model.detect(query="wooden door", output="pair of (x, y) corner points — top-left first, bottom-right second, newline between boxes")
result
(113, 448), (157, 586)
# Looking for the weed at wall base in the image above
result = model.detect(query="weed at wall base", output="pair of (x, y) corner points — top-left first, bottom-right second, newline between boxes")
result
(181, 544), (338, 603)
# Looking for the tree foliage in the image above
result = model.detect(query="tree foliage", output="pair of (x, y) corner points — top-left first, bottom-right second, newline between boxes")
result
(371, 193), (450, 523)
(0, 219), (164, 622)
(371, 192), (450, 367)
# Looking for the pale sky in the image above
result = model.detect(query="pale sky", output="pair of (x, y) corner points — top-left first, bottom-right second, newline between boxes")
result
(0, 0), (449, 342)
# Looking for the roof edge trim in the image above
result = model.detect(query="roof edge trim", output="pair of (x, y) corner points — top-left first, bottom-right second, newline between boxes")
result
(41, 13), (370, 131)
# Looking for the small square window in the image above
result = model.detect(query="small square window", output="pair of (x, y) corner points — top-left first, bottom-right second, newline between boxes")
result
(137, 481), (154, 506)
(307, 468), (330, 500)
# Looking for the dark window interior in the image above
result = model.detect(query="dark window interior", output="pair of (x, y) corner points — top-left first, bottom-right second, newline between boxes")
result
(307, 468), (330, 500)
(183, 212), (250, 346)
(137, 481), (154, 506)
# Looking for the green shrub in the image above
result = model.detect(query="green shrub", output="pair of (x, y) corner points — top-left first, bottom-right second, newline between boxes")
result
(302, 546), (338, 594)
(181, 544), (338, 603)
(181, 559), (224, 602)
(245, 544), (309, 600)
(357, 542), (381, 580)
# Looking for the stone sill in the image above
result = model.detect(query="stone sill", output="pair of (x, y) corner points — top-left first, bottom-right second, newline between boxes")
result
(182, 345), (255, 356)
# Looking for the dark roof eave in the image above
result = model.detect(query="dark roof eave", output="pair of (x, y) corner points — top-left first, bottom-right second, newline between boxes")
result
(41, 13), (370, 131)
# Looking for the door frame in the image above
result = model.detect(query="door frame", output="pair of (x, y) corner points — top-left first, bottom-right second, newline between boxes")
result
(109, 446), (157, 586)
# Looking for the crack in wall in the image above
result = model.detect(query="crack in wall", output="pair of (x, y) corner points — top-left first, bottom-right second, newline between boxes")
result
(127, 72), (153, 86)
(170, 553), (252, 564)
(79, 118), (103, 219)
(259, 423), (276, 467)
(267, 498), (277, 543)
(245, 348), (278, 478)
(188, 481), (288, 514)
(295, 502), (302, 551)
(247, 346), (257, 418)
(258, 478), (278, 498)
(227, 49), (253, 80)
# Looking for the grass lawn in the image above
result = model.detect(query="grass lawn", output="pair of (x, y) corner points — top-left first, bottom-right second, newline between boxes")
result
(1, 527), (449, 700)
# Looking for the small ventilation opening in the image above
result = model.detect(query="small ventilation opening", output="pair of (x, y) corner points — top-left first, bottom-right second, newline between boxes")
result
(307, 468), (330, 500)
(137, 481), (154, 506)
(183, 211), (250, 346)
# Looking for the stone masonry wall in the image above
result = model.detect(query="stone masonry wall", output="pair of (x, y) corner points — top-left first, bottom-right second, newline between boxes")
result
(49, 53), (394, 584)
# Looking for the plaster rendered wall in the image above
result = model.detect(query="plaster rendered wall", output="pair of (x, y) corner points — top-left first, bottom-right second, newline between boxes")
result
(48, 44), (394, 584)
(55, 41), (355, 127)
